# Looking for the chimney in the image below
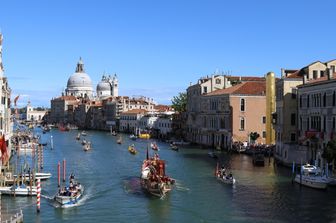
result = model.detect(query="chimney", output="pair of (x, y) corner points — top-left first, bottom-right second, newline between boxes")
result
(303, 74), (307, 84)
(281, 68), (285, 78)
(328, 68), (333, 80)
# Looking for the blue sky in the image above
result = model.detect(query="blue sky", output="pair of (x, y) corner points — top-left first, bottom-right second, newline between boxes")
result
(0, 0), (335, 107)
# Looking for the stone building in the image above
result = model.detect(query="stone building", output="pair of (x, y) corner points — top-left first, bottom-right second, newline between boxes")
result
(0, 32), (12, 165)
(119, 109), (147, 134)
(25, 101), (48, 122)
(297, 61), (336, 170)
(274, 59), (336, 166)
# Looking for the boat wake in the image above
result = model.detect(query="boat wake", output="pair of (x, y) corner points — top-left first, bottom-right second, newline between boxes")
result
(123, 177), (143, 195)
(173, 180), (190, 192)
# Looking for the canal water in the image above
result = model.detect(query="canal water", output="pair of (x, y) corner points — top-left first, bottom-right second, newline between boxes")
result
(3, 128), (336, 223)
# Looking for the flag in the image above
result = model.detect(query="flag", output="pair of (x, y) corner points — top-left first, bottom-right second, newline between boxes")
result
(14, 95), (20, 107)
(0, 135), (8, 164)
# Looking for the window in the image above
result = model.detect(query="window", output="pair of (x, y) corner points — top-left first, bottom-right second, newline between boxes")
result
(240, 117), (245, 131)
(333, 117), (336, 130)
(240, 98), (245, 111)
(291, 133), (296, 141)
(307, 95), (310, 107)
(323, 93), (326, 107)
(291, 88), (297, 99)
(262, 131), (266, 138)
(216, 79), (221, 84)
(203, 86), (207, 94)
(291, 113), (296, 126)
(333, 91), (336, 106)
(331, 65), (336, 72)
(313, 70), (318, 79)
(262, 116), (266, 124)
(320, 70), (325, 77)
(299, 96), (302, 108)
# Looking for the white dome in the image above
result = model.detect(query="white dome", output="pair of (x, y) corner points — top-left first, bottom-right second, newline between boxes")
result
(96, 81), (111, 92)
(65, 58), (93, 98)
(67, 72), (93, 89)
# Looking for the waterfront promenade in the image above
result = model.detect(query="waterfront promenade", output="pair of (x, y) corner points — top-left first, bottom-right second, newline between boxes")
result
(4, 128), (336, 223)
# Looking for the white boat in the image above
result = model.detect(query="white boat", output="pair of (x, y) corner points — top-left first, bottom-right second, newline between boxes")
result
(172, 140), (190, 146)
(14, 172), (52, 181)
(83, 142), (91, 151)
(129, 134), (137, 140)
(81, 131), (87, 136)
(54, 175), (84, 208)
(0, 184), (37, 196)
(294, 164), (328, 189)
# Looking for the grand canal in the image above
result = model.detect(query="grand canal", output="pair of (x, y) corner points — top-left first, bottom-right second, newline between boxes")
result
(3, 128), (336, 223)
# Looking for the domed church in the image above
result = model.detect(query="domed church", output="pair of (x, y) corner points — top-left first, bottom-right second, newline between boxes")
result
(96, 74), (118, 99)
(65, 58), (94, 99)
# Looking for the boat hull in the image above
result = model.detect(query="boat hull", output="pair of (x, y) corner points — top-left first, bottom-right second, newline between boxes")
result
(0, 186), (37, 196)
(294, 175), (328, 189)
(54, 186), (84, 208)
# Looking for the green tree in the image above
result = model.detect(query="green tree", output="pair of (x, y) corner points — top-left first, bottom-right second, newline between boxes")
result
(249, 132), (260, 144)
(322, 140), (336, 163)
(171, 92), (187, 112)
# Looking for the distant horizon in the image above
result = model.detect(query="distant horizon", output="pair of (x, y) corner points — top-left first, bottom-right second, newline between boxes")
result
(1, 0), (336, 107)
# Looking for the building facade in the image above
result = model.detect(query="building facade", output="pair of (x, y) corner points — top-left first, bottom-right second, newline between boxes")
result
(0, 33), (12, 165)
(25, 102), (48, 122)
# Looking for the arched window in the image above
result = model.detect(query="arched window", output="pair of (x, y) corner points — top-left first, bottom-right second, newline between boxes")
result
(240, 117), (245, 131)
(333, 91), (336, 107)
(240, 98), (245, 111)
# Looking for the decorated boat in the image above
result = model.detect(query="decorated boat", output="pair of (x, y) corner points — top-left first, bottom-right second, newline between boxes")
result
(140, 149), (175, 197)
(54, 174), (84, 208)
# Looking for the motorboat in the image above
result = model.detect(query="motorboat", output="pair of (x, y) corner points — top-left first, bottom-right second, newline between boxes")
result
(81, 131), (87, 136)
(14, 172), (52, 181)
(294, 164), (328, 189)
(83, 142), (91, 151)
(208, 151), (218, 159)
(0, 184), (37, 196)
(129, 134), (137, 140)
(54, 174), (84, 208)
(170, 143), (178, 151)
(76, 133), (80, 140)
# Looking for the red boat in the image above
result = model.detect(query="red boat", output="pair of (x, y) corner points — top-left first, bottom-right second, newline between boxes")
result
(140, 149), (174, 198)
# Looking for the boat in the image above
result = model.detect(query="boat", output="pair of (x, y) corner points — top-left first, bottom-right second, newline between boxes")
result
(294, 164), (328, 189)
(81, 131), (87, 136)
(128, 144), (137, 155)
(208, 151), (218, 159)
(14, 172), (52, 181)
(81, 139), (87, 145)
(215, 163), (236, 185)
(76, 133), (80, 140)
(170, 143), (178, 151)
(58, 125), (69, 132)
(140, 149), (175, 198)
(83, 142), (91, 151)
(139, 133), (150, 139)
(111, 131), (117, 136)
(117, 136), (122, 144)
(252, 153), (265, 166)
(54, 174), (84, 208)
(150, 142), (159, 151)
(129, 134), (137, 140)
(0, 184), (37, 196)
(171, 140), (190, 146)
